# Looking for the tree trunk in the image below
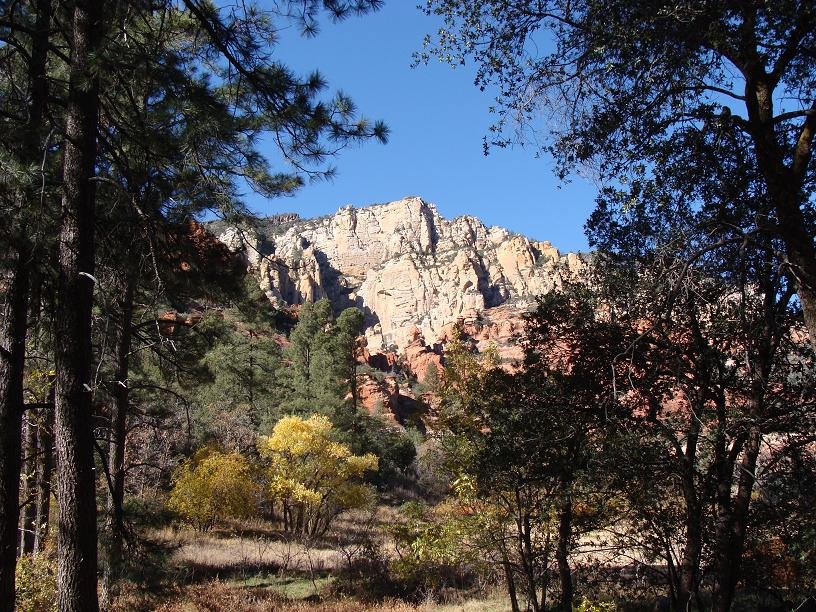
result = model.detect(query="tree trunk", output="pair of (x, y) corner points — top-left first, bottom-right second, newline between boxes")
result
(745, 77), (816, 351)
(773, 189), (816, 351)
(0, 0), (50, 605)
(34, 398), (54, 553)
(502, 557), (520, 612)
(517, 511), (540, 612)
(19, 414), (39, 555)
(0, 247), (31, 611)
(101, 276), (135, 608)
(556, 490), (573, 611)
(54, 0), (103, 609)
(676, 494), (702, 612)
(714, 427), (762, 612)
(676, 392), (703, 612)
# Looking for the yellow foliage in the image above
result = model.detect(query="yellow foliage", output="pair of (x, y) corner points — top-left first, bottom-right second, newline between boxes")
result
(15, 554), (56, 612)
(23, 369), (54, 404)
(258, 414), (378, 535)
(167, 449), (259, 530)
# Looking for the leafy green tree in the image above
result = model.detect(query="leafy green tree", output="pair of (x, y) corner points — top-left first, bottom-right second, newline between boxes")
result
(0, 0), (387, 606)
(0, 0), (53, 606)
(420, 0), (816, 350)
(584, 169), (815, 609)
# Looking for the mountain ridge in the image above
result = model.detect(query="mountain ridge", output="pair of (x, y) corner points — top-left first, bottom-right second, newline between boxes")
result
(213, 196), (588, 355)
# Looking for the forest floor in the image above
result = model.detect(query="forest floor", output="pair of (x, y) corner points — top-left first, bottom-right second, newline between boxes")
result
(109, 508), (510, 611)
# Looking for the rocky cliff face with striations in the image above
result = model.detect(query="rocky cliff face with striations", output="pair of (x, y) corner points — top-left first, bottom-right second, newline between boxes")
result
(214, 196), (588, 368)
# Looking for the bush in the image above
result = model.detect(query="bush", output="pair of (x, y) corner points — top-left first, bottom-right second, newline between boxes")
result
(15, 554), (57, 612)
(388, 501), (484, 602)
(259, 414), (378, 536)
(167, 448), (259, 530)
(332, 539), (397, 601)
(575, 599), (617, 612)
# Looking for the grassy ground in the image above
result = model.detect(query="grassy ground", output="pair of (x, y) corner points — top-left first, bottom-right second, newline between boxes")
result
(110, 509), (510, 611)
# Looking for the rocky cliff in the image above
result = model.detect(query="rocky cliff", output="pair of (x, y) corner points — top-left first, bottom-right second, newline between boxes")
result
(214, 196), (588, 362)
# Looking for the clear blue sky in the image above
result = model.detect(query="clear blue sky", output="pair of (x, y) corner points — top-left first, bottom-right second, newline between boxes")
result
(245, 2), (599, 253)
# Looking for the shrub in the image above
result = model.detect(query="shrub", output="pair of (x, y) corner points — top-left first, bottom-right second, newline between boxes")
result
(15, 554), (57, 612)
(575, 599), (617, 612)
(167, 448), (259, 530)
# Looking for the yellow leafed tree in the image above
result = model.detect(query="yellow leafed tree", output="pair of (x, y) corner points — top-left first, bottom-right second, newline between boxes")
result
(168, 449), (259, 530)
(259, 414), (378, 536)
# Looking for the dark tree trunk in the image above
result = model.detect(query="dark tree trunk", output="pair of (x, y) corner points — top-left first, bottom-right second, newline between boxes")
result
(0, 248), (31, 611)
(556, 490), (573, 611)
(676, 388), (704, 612)
(0, 0), (50, 605)
(502, 556), (520, 612)
(54, 0), (103, 609)
(714, 427), (762, 612)
(101, 276), (135, 607)
(676, 494), (702, 612)
(745, 77), (816, 351)
(19, 414), (39, 555)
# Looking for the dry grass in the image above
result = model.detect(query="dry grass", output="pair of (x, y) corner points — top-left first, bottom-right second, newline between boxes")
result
(149, 506), (404, 581)
(153, 525), (342, 577)
(111, 509), (509, 611)
(114, 578), (510, 612)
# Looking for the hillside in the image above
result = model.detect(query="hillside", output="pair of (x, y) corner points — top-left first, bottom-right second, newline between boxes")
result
(212, 196), (588, 360)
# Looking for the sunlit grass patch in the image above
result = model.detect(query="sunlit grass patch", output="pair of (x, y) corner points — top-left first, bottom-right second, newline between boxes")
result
(233, 574), (334, 599)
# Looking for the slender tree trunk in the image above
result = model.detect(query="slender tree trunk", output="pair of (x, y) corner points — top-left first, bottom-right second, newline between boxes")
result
(0, 247), (31, 610)
(516, 510), (540, 612)
(556, 489), (573, 611)
(676, 495), (702, 612)
(54, 0), (103, 609)
(677, 394), (703, 612)
(714, 427), (762, 612)
(101, 276), (135, 608)
(19, 414), (40, 555)
(501, 555), (520, 612)
(34, 397), (54, 553)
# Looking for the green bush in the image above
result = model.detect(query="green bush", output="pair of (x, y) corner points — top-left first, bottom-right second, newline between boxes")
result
(15, 554), (57, 612)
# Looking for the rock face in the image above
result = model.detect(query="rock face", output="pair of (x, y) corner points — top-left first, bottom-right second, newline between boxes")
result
(215, 196), (588, 360)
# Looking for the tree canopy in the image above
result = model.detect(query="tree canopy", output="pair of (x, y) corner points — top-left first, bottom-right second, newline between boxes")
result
(420, 0), (816, 347)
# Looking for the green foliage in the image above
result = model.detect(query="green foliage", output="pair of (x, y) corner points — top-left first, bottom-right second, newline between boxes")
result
(333, 406), (417, 488)
(167, 448), (259, 530)
(280, 299), (364, 417)
(389, 501), (487, 601)
(433, 289), (623, 610)
(259, 414), (378, 536)
(15, 554), (56, 612)
(195, 323), (282, 445)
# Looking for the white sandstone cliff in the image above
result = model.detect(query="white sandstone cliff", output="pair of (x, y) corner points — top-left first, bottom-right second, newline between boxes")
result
(216, 196), (587, 352)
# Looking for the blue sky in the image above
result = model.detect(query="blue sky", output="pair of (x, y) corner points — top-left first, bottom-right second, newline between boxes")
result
(245, 2), (599, 253)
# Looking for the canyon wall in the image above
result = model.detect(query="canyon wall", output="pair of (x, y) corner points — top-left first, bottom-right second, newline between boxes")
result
(215, 196), (587, 361)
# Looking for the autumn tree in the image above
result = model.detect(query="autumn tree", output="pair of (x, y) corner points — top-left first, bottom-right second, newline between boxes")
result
(259, 414), (378, 537)
(437, 295), (622, 611)
(168, 449), (259, 530)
